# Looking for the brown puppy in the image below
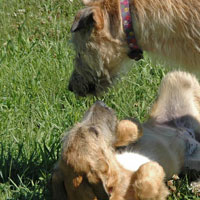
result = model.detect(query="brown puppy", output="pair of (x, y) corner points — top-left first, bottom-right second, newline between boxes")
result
(52, 101), (169, 200)
(68, 0), (200, 96)
(52, 71), (200, 200)
(52, 101), (117, 200)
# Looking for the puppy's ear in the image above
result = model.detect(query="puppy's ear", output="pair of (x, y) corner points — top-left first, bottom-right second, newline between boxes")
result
(96, 158), (109, 174)
(88, 126), (99, 137)
(71, 7), (104, 32)
(87, 158), (108, 184)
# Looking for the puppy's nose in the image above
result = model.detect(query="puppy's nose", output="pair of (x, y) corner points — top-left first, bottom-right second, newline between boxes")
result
(95, 100), (106, 107)
(68, 83), (73, 92)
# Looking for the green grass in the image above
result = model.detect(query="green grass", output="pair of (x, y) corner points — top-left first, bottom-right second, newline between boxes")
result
(0, 0), (199, 199)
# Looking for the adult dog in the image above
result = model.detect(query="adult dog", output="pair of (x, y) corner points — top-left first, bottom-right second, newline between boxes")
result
(52, 71), (200, 199)
(68, 0), (200, 96)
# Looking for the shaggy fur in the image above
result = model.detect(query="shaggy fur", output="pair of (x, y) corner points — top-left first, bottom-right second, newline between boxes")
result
(53, 71), (200, 200)
(52, 101), (117, 200)
(115, 119), (143, 147)
(52, 102), (169, 200)
(68, 0), (200, 96)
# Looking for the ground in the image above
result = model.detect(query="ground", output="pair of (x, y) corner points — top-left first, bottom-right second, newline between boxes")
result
(0, 0), (199, 199)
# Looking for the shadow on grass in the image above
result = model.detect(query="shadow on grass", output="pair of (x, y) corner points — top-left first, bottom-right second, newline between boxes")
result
(0, 139), (61, 200)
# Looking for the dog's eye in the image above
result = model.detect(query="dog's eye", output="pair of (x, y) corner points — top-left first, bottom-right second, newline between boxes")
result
(89, 126), (99, 137)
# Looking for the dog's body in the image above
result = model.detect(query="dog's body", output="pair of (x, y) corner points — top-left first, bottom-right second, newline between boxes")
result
(52, 71), (200, 199)
(68, 0), (200, 96)
(117, 71), (200, 178)
(52, 102), (170, 200)
(105, 71), (200, 199)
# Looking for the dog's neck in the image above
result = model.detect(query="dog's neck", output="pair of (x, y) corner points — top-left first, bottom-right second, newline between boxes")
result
(120, 0), (143, 60)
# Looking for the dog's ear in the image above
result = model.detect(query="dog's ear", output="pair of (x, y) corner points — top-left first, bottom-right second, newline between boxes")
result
(96, 158), (109, 174)
(88, 126), (99, 137)
(87, 158), (109, 184)
(71, 7), (104, 32)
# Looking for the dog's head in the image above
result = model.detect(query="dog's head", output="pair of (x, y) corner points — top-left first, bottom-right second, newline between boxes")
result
(68, 0), (133, 96)
(81, 100), (118, 141)
(62, 101), (118, 178)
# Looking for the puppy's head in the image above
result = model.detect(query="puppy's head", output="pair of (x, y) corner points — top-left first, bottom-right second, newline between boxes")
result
(62, 101), (118, 182)
(68, 0), (132, 96)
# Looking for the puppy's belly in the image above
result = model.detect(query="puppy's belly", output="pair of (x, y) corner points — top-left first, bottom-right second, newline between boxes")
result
(115, 152), (151, 172)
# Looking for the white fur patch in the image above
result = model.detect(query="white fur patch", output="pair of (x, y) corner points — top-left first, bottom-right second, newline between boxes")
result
(116, 152), (151, 172)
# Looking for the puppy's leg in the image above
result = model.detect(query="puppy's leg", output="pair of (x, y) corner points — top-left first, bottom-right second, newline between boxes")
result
(132, 162), (169, 200)
(94, 159), (170, 200)
(150, 71), (200, 142)
(114, 119), (143, 147)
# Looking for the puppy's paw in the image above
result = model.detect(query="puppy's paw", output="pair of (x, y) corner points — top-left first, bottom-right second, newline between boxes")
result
(132, 162), (169, 200)
(115, 119), (143, 147)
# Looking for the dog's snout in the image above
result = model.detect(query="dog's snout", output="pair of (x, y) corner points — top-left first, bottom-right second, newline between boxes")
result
(95, 100), (106, 107)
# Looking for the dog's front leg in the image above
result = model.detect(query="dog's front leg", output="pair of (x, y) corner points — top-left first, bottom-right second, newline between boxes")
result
(114, 119), (143, 147)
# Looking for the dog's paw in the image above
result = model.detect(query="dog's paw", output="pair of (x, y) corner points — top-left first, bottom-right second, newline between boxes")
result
(132, 162), (169, 199)
(114, 119), (143, 147)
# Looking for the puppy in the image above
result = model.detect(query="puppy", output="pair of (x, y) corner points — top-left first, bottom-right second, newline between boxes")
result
(52, 71), (200, 199)
(68, 0), (200, 96)
(52, 101), (117, 200)
(52, 101), (169, 200)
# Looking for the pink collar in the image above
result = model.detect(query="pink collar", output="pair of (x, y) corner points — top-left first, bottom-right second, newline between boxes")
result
(120, 0), (143, 60)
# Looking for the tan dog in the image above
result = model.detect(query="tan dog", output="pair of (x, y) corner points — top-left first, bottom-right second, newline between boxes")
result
(52, 102), (169, 200)
(53, 71), (200, 199)
(52, 101), (117, 200)
(68, 0), (200, 96)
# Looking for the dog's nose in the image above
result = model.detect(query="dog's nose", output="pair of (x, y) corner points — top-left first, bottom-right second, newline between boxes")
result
(68, 83), (73, 92)
(88, 83), (95, 92)
(95, 100), (106, 107)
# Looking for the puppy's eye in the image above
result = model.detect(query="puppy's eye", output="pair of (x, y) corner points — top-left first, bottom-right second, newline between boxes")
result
(89, 126), (99, 137)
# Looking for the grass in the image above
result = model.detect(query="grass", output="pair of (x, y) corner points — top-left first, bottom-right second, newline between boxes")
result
(0, 0), (199, 199)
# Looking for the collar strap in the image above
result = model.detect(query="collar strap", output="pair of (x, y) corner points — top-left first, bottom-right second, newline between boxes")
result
(120, 0), (143, 60)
